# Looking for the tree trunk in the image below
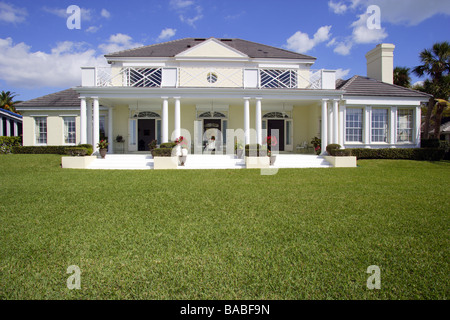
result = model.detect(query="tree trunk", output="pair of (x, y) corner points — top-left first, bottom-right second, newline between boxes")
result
(422, 97), (434, 140)
(434, 102), (445, 139)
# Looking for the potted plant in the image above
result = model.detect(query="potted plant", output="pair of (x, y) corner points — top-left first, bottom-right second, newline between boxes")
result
(97, 139), (108, 159)
(235, 141), (244, 159)
(175, 136), (189, 166)
(310, 137), (321, 155)
(266, 135), (278, 165)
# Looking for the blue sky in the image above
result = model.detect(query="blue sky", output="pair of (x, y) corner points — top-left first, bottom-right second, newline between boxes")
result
(1, 0), (449, 101)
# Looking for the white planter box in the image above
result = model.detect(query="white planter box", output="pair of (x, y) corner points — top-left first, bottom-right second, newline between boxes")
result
(245, 156), (270, 169)
(153, 156), (178, 169)
(61, 156), (96, 169)
(324, 156), (357, 167)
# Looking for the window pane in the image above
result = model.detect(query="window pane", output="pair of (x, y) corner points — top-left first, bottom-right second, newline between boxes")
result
(346, 108), (363, 142)
(371, 109), (388, 142)
(64, 117), (76, 144)
(286, 120), (291, 145)
(397, 109), (413, 142)
(35, 117), (47, 144)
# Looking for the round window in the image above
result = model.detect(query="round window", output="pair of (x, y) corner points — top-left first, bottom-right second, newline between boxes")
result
(207, 72), (218, 83)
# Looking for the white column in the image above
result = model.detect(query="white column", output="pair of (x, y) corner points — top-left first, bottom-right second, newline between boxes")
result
(13, 121), (18, 136)
(333, 99), (339, 144)
(6, 119), (11, 137)
(0, 117), (3, 136)
(364, 106), (371, 146)
(415, 106), (421, 147)
(244, 98), (250, 145)
(108, 107), (113, 153)
(162, 97), (169, 143)
(92, 97), (100, 153)
(80, 97), (87, 144)
(321, 99), (328, 154)
(255, 98), (262, 145)
(174, 97), (181, 139)
(328, 102), (333, 144)
(390, 107), (397, 145)
(87, 99), (93, 146)
(339, 103), (345, 147)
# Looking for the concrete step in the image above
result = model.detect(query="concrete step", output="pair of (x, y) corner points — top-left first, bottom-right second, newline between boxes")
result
(86, 154), (332, 169)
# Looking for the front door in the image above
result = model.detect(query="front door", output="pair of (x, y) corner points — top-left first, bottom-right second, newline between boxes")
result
(138, 119), (155, 151)
(203, 119), (222, 150)
(267, 119), (285, 151)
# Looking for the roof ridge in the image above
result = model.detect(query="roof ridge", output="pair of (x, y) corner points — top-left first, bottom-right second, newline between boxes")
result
(340, 75), (359, 90)
(104, 37), (193, 57)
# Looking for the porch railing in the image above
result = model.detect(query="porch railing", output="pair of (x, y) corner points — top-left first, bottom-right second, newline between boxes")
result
(87, 66), (335, 90)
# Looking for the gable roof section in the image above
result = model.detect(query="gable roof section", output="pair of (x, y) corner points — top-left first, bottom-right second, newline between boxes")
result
(337, 75), (431, 98)
(0, 108), (22, 119)
(15, 88), (79, 108)
(104, 37), (316, 60)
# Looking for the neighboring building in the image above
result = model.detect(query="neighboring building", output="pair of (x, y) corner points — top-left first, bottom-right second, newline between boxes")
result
(0, 108), (22, 138)
(16, 38), (430, 154)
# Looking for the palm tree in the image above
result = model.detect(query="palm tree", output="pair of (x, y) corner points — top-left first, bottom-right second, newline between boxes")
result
(0, 91), (19, 113)
(413, 41), (450, 139)
(394, 66), (411, 88)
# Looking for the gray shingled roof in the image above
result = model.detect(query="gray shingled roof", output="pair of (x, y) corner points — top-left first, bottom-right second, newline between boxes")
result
(104, 37), (316, 60)
(15, 88), (80, 108)
(336, 75), (431, 98)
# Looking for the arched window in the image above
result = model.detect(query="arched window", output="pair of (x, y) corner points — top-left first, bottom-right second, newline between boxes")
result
(133, 111), (161, 118)
(263, 112), (289, 119)
(198, 111), (226, 118)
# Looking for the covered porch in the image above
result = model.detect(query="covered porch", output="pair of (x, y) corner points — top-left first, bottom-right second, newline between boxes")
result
(76, 87), (344, 156)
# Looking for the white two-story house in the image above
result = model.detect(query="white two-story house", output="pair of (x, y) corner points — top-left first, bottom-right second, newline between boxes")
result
(17, 38), (429, 156)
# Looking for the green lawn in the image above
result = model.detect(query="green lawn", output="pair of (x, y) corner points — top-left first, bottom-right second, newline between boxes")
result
(0, 154), (448, 300)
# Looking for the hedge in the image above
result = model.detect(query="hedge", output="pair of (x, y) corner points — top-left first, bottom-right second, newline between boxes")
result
(326, 144), (341, 154)
(159, 142), (177, 149)
(0, 136), (22, 146)
(330, 149), (352, 156)
(65, 147), (89, 157)
(349, 148), (444, 161)
(244, 144), (268, 157)
(12, 144), (93, 156)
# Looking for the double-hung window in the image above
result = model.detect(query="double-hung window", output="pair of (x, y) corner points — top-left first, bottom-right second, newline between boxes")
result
(35, 117), (47, 145)
(371, 109), (388, 142)
(64, 117), (76, 144)
(345, 108), (363, 142)
(397, 109), (413, 142)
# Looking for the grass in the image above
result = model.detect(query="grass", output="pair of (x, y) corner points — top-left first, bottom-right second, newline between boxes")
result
(0, 154), (448, 300)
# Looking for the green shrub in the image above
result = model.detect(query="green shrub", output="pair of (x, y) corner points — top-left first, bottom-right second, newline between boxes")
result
(330, 149), (352, 156)
(65, 147), (88, 156)
(159, 142), (177, 149)
(12, 144), (93, 156)
(0, 136), (22, 147)
(148, 140), (157, 151)
(349, 148), (444, 161)
(151, 148), (174, 157)
(79, 144), (93, 156)
(326, 144), (341, 154)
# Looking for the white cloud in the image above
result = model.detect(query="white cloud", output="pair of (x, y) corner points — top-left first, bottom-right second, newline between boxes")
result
(335, 68), (351, 79)
(328, 1), (348, 14)
(0, 37), (106, 88)
(334, 0), (450, 25)
(0, 2), (27, 23)
(170, 0), (194, 10)
(333, 41), (353, 55)
(351, 12), (388, 44)
(86, 25), (101, 33)
(43, 6), (93, 21)
(179, 5), (203, 27)
(98, 33), (144, 54)
(157, 28), (177, 42)
(101, 9), (110, 19)
(285, 26), (332, 53)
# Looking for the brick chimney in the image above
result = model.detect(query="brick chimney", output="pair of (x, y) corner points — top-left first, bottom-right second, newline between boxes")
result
(365, 43), (395, 84)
